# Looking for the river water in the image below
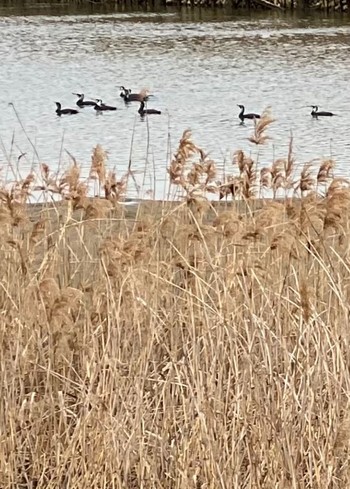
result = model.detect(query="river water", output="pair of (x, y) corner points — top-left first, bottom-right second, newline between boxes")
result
(0, 6), (350, 200)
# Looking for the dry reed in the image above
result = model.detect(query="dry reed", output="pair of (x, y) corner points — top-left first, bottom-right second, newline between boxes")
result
(1, 126), (350, 489)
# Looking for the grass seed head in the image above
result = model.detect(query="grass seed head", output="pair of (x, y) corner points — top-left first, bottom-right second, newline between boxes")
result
(248, 107), (275, 145)
(90, 144), (107, 185)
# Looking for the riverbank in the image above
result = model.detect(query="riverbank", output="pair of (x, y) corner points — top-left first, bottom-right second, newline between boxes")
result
(0, 0), (348, 16)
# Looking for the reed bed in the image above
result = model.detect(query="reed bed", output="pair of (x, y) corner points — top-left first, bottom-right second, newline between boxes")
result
(1, 113), (350, 488)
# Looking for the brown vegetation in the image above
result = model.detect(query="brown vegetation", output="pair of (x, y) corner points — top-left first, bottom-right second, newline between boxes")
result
(1, 115), (350, 488)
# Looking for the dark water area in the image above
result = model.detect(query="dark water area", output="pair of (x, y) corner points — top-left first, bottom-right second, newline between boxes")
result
(0, 3), (350, 199)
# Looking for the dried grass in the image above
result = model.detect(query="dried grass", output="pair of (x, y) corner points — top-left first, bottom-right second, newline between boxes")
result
(248, 106), (276, 145)
(1, 133), (350, 489)
(89, 144), (107, 185)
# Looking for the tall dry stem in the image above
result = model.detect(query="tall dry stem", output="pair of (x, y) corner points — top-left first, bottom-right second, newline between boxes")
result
(90, 144), (107, 188)
(248, 107), (275, 145)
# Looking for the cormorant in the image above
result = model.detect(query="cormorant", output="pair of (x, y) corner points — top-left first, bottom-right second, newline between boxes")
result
(73, 93), (96, 107)
(311, 106), (336, 117)
(55, 102), (79, 116)
(93, 99), (117, 112)
(237, 104), (261, 122)
(138, 101), (161, 117)
(120, 86), (149, 102)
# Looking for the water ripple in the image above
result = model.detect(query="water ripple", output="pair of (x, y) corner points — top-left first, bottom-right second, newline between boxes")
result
(0, 10), (349, 199)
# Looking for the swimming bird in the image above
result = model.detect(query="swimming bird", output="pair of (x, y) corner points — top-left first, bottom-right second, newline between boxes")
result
(73, 93), (96, 107)
(311, 105), (336, 117)
(120, 86), (129, 98)
(120, 86), (149, 102)
(93, 99), (117, 112)
(138, 101), (161, 117)
(55, 102), (79, 116)
(237, 104), (261, 122)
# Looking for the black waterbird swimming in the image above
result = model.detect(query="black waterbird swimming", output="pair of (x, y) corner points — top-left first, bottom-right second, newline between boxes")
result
(138, 101), (161, 117)
(55, 102), (79, 116)
(120, 86), (129, 98)
(237, 104), (261, 122)
(120, 86), (149, 102)
(93, 99), (117, 112)
(73, 93), (96, 107)
(311, 106), (336, 117)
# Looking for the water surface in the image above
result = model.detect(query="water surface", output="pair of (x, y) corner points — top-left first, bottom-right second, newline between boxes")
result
(0, 7), (350, 199)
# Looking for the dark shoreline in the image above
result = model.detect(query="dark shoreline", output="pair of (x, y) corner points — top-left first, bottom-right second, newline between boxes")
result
(0, 1), (348, 16)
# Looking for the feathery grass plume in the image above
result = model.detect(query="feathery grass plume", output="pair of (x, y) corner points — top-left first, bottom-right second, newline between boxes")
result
(299, 162), (315, 195)
(218, 177), (241, 200)
(187, 162), (204, 187)
(259, 160), (285, 198)
(268, 137), (297, 193)
(248, 107), (275, 145)
(317, 159), (335, 187)
(59, 157), (88, 209)
(0, 191), (12, 225)
(0, 177), (32, 228)
(198, 148), (217, 190)
(0, 173), (36, 210)
(104, 170), (127, 203)
(242, 155), (257, 199)
(285, 136), (295, 184)
(232, 150), (256, 199)
(233, 150), (253, 176)
(35, 163), (60, 194)
(59, 158), (79, 194)
(168, 129), (198, 187)
(326, 178), (350, 199)
(186, 149), (217, 200)
(324, 180), (350, 232)
(169, 131), (217, 206)
(260, 167), (272, 189)
(18, 173), (35, 203)
(90, 144), (107, 188)
(270, 159), (285, 197)
(234, 149), (246, 175)
(0, 187), (29, 226)
(41, 162), (50, 181)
